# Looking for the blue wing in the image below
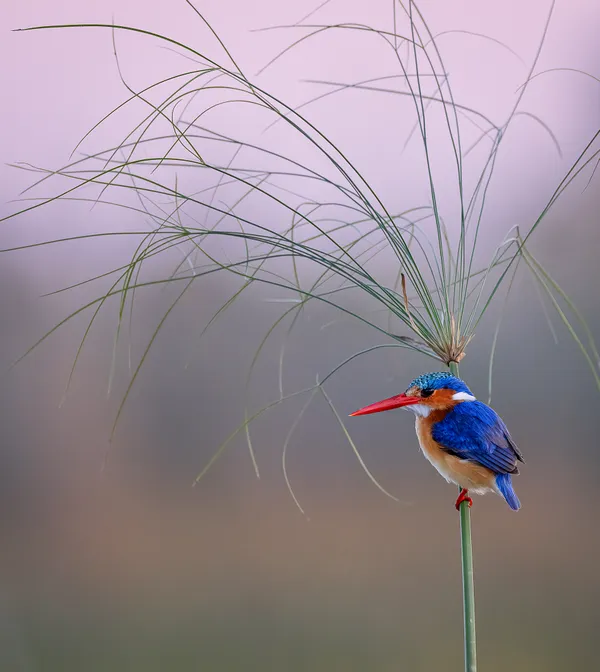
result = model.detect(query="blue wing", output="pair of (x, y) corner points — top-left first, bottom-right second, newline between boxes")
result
(431, 401), (524, 475)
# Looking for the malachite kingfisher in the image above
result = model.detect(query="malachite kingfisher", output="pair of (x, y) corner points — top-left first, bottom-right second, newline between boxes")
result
(350, 372), (524, 511)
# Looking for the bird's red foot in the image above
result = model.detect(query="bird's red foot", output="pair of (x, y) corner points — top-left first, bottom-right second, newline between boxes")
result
(455, 488), (473, 511)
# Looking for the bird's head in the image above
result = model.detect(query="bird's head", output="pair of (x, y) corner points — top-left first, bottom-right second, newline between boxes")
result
(350, 371), (476, 418)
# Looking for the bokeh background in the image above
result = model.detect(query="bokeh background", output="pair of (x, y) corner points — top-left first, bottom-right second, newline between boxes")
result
(1, 1), (600, 670)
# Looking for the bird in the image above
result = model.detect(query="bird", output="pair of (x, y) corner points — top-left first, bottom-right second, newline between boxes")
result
(350, 371), (524, 511)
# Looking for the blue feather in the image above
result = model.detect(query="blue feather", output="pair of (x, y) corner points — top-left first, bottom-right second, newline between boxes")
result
(432, 400), (524, 476)
(407, 372), (472, 395)
(496, 474), (521, 510)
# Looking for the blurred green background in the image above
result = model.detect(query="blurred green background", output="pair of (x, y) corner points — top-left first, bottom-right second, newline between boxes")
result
(1, 1), (600, 670)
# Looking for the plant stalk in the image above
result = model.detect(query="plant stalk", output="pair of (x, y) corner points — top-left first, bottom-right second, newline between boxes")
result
(449, 360), (477, 672)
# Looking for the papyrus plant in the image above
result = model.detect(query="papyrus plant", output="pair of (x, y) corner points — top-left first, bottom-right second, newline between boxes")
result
(5, 2), (600, 670)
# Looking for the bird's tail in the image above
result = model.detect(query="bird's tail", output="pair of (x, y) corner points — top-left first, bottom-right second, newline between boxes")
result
(495, 474), (521, 511)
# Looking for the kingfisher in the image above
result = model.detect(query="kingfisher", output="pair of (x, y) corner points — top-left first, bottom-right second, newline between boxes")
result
(350, 372), (524, 510)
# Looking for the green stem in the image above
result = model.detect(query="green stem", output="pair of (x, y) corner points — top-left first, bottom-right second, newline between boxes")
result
(449, 360), (477, 672)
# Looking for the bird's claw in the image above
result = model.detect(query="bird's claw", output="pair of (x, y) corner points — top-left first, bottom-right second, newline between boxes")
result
(455, 488), (473, 511)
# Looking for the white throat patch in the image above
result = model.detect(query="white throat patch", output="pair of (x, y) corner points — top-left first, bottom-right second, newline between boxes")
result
(451, 392), (476, 402)
(405, 403), (431, 418)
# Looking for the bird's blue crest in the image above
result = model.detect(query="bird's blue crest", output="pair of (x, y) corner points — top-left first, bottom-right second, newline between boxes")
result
(407, 371), (472, 395)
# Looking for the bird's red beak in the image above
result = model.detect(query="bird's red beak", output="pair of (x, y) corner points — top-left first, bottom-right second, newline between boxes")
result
(349, 393), (421, 417)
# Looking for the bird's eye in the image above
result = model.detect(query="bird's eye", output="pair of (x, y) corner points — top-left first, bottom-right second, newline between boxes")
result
(421, 388), (434, 398)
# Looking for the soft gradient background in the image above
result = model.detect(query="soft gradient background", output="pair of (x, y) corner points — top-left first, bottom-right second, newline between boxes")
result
(1, 1), (599, 670)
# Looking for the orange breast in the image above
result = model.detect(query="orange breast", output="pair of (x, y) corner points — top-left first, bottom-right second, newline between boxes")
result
(415, 416), (497, 494)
